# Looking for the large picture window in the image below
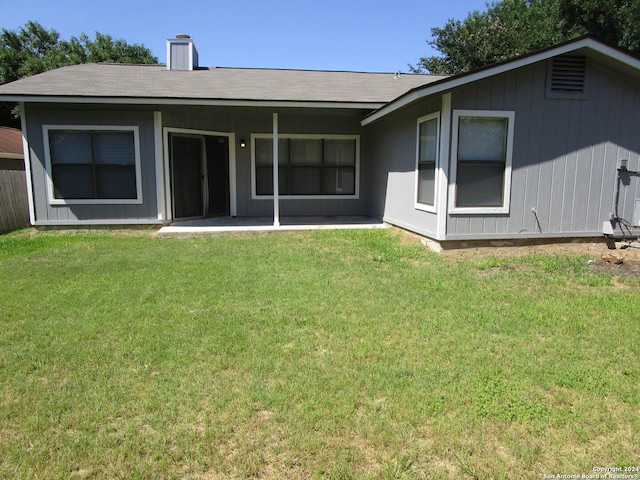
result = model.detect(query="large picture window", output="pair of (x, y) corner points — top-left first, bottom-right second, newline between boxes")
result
(415, 113), (439, 209)
(252, 135), (358, 198)
(450, 111), (514, 214)
(44, 126), (142, 204)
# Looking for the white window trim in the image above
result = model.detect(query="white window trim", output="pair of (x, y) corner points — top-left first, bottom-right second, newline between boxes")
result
(414, 112), (440, 213)
(43, 125), (143, 205)
(250, 133), (360, 200)
(448, 110), (515, 215)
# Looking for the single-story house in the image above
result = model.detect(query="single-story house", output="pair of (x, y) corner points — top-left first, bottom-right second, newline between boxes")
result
(0, 34), (639, 245)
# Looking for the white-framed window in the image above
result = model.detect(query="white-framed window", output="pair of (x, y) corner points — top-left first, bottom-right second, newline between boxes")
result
(449, 110), (515, 214)
(43, 125), (143, 205)
(415, 112), (440, 211)
(251, 134), (359, 199)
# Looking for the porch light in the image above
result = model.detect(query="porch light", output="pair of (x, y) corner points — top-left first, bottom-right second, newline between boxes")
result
(240, 138), (246, 148)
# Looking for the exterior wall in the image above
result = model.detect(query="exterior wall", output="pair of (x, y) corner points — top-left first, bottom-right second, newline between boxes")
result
(25, 105), (160, 225)
(161, 105), (368, 217)
(364, 96), (442, 237)
(445, 58), (640, 240)
(367, 56), (640, 241)
(24, 104), (369, 225)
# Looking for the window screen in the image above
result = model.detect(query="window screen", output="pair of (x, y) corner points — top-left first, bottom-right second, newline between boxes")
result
(49, 130), (137, 200)
(254, 137), (357, 196)
(416, 116), (438, 206)
(455, 116), (508, 208)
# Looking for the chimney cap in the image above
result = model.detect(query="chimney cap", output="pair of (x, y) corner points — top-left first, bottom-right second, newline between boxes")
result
(175, 34), (191, 39)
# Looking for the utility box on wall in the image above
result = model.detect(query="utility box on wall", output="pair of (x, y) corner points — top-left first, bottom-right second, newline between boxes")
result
(634, 199), (640, 227)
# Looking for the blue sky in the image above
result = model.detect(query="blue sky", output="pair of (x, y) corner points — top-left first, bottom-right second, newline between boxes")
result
(2, 0), (489, 72)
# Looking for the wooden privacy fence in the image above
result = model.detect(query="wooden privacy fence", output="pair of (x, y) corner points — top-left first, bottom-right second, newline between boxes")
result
(0, 170), (29, 234)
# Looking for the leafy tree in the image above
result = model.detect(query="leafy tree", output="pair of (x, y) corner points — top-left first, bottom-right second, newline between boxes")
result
(558, 0), (640, 52)
(63, 32), (159, 65)
(411, 0), (640, 75)
(0, 21), (157, 126)
(0, 21), (67, 85)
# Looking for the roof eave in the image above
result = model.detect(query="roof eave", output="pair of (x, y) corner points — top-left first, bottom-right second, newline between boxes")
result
(0, 94), (386, 110)
(361, 36), (640, 126)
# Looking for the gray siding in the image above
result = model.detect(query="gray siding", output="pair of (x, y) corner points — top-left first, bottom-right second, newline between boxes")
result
(25, 105), (159, 225)
(364, 97), (442, 237)
(446, 58), (640, 239)
(369, 55), (640, 241)
(169, 42), (189, 70)
(24, 104), (370, 225)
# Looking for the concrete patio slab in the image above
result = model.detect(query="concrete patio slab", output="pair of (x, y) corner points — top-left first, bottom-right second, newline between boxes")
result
(157, 216), (387, 236)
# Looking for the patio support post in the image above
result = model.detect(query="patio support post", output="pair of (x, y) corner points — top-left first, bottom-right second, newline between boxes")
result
(153, 111), (165, 221)
(272, 113), (280, 227)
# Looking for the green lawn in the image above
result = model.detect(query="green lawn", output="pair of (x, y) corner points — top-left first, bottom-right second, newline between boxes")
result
(0, 229), (638, 479)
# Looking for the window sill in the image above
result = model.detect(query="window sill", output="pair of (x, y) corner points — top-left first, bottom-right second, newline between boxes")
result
(449, 206), (509, 215)
(415, 203), (436, 213)
(252, 194), (359, 200)
(49, 198), (143, 206)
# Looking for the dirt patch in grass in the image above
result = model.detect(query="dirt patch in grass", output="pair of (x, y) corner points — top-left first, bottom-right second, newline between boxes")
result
(589, 243), (640, 278)
(452, 242), (640, 278)
(393, 227), (640, 278)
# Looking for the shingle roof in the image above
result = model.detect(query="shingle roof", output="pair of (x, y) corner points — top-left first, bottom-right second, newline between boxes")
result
(0, 126), (23, 157)
(0, 63), (447, 105)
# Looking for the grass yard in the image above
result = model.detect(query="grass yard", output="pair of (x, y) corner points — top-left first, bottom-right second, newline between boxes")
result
(0, 229), (638, 479)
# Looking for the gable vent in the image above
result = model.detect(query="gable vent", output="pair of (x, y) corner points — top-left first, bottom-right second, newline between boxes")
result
(549, 55), (586, 95)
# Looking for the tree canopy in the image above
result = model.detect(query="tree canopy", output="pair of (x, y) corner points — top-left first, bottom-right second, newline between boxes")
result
(0, 21), (158, 126)
(411, 0), (640, 75)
